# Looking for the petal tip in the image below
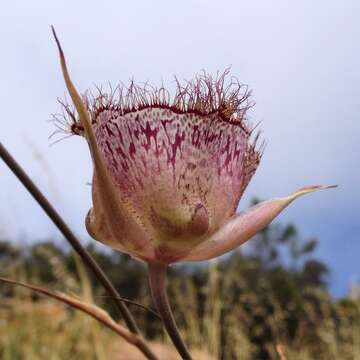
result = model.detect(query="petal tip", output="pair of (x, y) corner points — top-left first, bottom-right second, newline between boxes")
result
(292, 184), (338, 199)
(298, 184), (338, 191)
(323, 184), (338, 189)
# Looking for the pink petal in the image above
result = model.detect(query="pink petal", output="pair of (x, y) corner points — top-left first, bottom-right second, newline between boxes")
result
(52, 29), (154, 256)
(182, 185), (337, 262)
(85, 171), (157, 259)
(92, 107), (260, 255)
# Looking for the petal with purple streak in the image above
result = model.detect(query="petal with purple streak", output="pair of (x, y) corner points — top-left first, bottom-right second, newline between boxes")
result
(91, 107), (260, 258)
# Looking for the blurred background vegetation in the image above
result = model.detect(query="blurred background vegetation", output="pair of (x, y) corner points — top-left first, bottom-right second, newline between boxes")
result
(0, 214), (359, 359)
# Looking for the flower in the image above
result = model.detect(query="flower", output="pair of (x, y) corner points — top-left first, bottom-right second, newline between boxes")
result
(52, 30), (336, 265)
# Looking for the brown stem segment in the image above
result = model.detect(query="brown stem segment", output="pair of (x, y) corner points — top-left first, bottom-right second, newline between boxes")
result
(148, 263), (193, 360)
(0, 141), (158, 360)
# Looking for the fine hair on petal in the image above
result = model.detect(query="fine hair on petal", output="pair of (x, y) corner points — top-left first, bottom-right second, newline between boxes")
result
(53, 69), (258, 139)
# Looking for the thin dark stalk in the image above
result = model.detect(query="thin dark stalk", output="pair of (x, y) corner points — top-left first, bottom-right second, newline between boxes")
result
(96, 296), (160, 319)
(0, 141), (158, 360)
(148, 263), (193, 360)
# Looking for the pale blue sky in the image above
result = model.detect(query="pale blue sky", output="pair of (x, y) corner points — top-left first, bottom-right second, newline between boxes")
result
(0, 0), (359, 296)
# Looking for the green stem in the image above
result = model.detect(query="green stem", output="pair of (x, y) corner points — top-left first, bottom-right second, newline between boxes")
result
(0, 141), (158, 360)
(148, 263), (193, 360)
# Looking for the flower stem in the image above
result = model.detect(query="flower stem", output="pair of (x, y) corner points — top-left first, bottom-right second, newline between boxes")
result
(0, 141), (158, 360)
(148, 263), (193, 360)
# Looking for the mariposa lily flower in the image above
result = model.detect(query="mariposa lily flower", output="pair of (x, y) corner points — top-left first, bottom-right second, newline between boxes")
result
(51, 27), (335, 359)
(52, 41), (335, 267)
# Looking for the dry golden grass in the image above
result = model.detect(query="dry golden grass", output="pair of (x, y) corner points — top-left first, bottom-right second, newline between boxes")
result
(1, 249), (359, 359)
(0, 297), (212, 360)
(2, 292), (359, 360)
